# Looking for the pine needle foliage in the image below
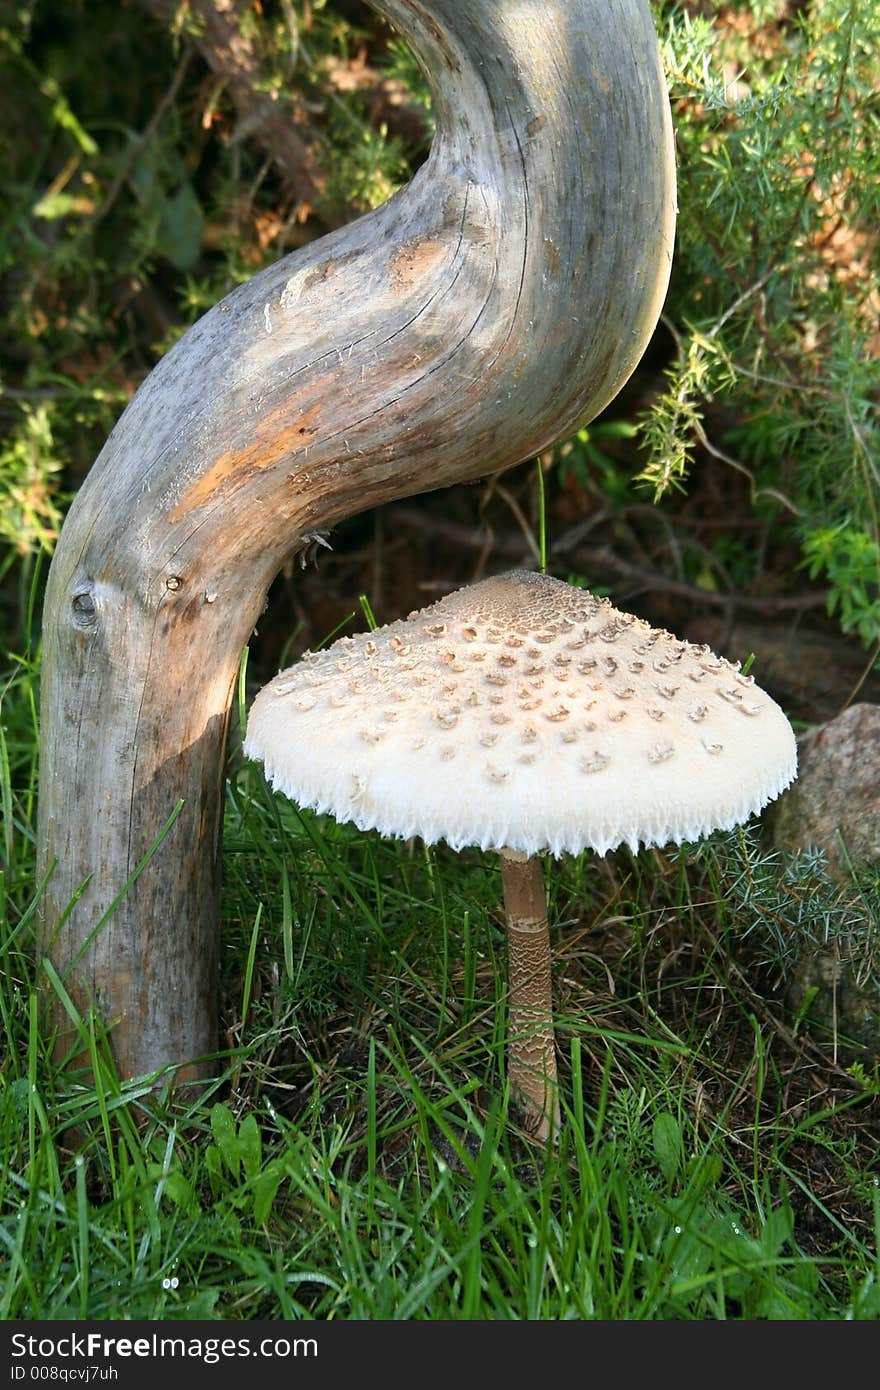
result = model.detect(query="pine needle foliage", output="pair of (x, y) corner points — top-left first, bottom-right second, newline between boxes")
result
(2, 1), (879, 1322)
(645, 0), (880, 649)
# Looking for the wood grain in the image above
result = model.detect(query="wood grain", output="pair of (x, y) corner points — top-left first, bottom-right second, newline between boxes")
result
(37, 0), (676, 1081)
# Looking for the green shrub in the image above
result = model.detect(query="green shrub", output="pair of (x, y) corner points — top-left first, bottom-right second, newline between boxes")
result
(642, 0), (879, 649)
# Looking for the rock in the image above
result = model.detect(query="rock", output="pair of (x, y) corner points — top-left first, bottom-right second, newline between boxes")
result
(768, 702), (880, 871)
(768, 702), (880, 1063)
(786, 949), (880, 1065)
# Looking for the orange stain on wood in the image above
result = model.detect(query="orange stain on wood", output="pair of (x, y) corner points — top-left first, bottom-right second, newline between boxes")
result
(168, 401), (322, 520)
(543, 237), (561, 275)
(388, 237), (449, 290)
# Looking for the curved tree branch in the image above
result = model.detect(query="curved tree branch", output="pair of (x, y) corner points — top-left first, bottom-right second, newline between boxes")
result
(37, 0), (676, 1081)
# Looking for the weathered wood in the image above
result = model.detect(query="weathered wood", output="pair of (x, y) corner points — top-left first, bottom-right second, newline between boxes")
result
(37, 0), (676, 1081)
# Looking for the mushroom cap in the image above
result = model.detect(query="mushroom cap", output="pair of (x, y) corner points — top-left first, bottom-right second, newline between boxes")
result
(243, 570), (797, 857)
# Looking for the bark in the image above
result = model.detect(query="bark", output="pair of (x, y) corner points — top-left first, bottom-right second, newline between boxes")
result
(37, 0), (676, 1081)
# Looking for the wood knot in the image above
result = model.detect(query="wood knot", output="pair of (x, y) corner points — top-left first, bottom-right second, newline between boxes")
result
(71, 587), (97, 628)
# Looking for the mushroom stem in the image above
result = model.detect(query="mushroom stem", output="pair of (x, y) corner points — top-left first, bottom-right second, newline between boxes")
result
(498, 848), (560, 1145)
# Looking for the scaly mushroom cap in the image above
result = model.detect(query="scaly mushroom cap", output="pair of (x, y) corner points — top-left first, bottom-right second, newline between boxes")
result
(244, 570), (797, 856)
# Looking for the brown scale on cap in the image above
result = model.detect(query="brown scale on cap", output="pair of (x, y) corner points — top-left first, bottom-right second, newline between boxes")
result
(244, 569), (798, 858)
(243, 570), (799, 1151)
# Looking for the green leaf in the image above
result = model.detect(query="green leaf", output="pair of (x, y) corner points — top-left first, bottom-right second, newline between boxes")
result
(652, 1112), (684, 1184)
(161, 1169), (198, 1214)
(156, 182), (204, 271)
(204, 1143), (223, 1199)
(32, 191), (93, 221)
(252, 1163), (284, 1225)
(760, 1201), (794, 1256)
(238, 1113), (262, 1181)
(42, 78), (99, 155)
(210, 1103), (240, 1179)
(686, 1150), (722, 1195)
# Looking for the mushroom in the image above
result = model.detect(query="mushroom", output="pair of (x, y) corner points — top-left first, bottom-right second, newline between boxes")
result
(243, 570), (798, 1143)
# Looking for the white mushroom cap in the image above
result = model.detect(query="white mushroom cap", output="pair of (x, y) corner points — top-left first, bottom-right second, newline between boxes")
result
(244, 570), (798, 857)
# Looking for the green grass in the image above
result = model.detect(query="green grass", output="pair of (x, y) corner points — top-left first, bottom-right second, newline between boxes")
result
(2, 0), (878, 1321)
(2, 643), (879, 1321)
